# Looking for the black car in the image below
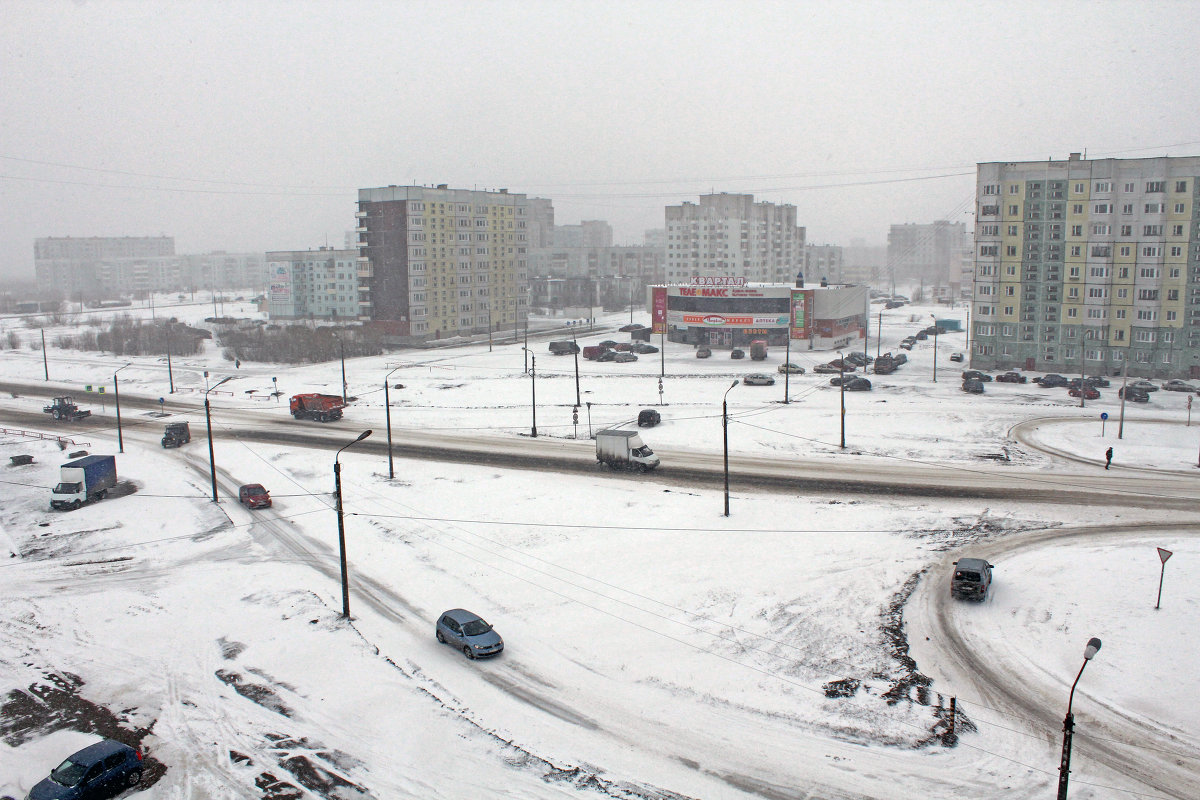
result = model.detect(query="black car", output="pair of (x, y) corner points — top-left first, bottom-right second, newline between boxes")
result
(595, 350), (617, 362)
(1036, 374), (1069, 388)
(730, 348), (745, 359)
(632, 343), (659, 354)
(599, 340), (618, 348)
(962, 379), (985, 394)
(996, 372), (1027, 383)
(843, 377), (872, 391)
(961, 370), (992, 382)
(892, 352), (907, 365)
(1087, 375), (1112, 388)
(28, 738), (144, 800)
(1119, 386), (1150, 402)
(696, 347), (712, 358)
(914, 331), (928, 340)
(637, 409), (661, 427)
(844, 352), (873, 366)
(899, 340), (915, 350)
(951, 558), (994, 601)
(1162, 379), (1195, 392)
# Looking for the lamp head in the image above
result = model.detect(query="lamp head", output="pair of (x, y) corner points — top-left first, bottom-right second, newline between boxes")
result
(356, 429), (373, 442)
(1084, 638), (1102, 660)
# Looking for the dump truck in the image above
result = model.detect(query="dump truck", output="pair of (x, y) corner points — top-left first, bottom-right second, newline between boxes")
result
(43, 396), (91, 421)
(289, 393), (346, 422)
(51, 454), (117, 510)
(549, 340), (580, 355)
(595, 429), (660, 472)
(161, 422), (191, 448)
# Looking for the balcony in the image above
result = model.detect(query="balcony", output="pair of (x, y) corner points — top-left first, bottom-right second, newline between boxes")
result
(355, 226), (367, 233)
(355, 211), (367, 218)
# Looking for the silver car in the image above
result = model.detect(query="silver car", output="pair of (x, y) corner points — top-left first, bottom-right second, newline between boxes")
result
(743, 373), (775, 386)
(436, 609), (504, 659)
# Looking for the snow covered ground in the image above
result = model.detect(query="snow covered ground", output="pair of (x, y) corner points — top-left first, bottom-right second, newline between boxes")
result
(1, 297), (1197, 799)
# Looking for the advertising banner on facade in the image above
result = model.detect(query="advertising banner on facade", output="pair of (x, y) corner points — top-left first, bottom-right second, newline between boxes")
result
(670, 312), (788, 327)
(790, 289), (811, 339)
(268, 263), (292, 302)
(652, 286), (668, 333)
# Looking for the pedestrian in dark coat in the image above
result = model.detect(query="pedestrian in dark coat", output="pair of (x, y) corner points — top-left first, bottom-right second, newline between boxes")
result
(1105, 447), (1113, 469)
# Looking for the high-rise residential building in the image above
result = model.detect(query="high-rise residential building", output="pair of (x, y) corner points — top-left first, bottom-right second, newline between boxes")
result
(183, 252), (267, 295)
(805, 244), (845, 284)
(526, 198), (555, 248)
(555, 220), (613, 248)
(266, 247), (359, 319)
(886, 221), (965, 300)
(972, 153), (1200, 378)
(664, 193), (805, 284)
(35, 236), (176, 301)
(356, 185), (529, 338)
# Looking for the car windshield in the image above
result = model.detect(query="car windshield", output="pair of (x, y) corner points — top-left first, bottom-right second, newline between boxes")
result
(50, 758), (88, 787)
(632, 446), (653, 457)
(53, 482), (81, 494)
(955, 570), (981, 582)
(461, 619), (491, 636)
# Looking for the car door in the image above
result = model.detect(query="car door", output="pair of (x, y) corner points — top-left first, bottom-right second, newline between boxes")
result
(444, 617), (464, 645)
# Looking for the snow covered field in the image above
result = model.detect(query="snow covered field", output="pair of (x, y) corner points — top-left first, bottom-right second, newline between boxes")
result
(1, 297), (1197, 799)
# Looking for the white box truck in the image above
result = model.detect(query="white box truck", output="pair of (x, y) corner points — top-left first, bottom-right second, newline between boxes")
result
(595, 429), (660, 472)
(51, 455), (117, 510)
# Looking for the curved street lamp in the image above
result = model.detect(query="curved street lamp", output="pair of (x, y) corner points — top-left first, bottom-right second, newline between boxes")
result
(723, 379), (739, 517)
(1057, 637), (1102, 800)
(114, 363), (131, 454)
(335, 429), (373, 619)
(204, 376), (233, 502)
(930, 314), (939, 384)
(384, 366), (402, 479)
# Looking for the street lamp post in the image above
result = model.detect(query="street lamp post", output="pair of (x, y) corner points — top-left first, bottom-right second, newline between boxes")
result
(384, 366), (402, 479)
(838, 351), (846, 449)
(784, 333), (792, 404)
(204, 376), (233, 502)
(585, 401), (593, 438)
(1057, 637), (1103, 800)
(114, 364), (131, 454)
(522, 349), (538, 437)
(334, 430), (373, 620)
(931, 315), (938, 383)
(572, 331), (581, 407)
(41, 329), (48, 381)
(165, 324), (174, 394)
(723, 379), (738, 517)
(336, 333), (348, 403)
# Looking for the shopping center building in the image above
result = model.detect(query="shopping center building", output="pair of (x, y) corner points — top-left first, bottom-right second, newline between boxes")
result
(649, 277), (869, 352)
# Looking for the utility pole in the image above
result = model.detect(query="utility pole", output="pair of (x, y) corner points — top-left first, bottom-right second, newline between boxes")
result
(41, 329), (48, 381)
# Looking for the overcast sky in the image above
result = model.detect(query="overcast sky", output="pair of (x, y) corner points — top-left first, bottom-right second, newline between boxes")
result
(3, 0), (1200, 281)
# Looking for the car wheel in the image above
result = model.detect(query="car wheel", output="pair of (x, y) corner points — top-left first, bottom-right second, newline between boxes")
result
(463, 646), (475, 659)
(72, 499), (81, 510)
(436, 630), (446, 644)
(97, 490), (106, 500)
(127, 770), (142, 786)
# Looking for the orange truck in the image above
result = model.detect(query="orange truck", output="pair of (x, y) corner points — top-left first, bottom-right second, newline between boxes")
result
(289, 393), (346, 422)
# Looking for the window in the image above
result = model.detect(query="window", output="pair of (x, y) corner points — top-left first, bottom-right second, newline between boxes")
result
(1146, 181), (1165, 193)
(1005, 285), (1015, 296)
(1122, 203), (1134, 214)
(977, 323), (995, 335)
(1137, 309), (1158, 321)
(1068, 287), (1080, 298)
(1070, 266), (1081, 277)
(1120, 225), (1132, 236)
(1009, 205), (1019, 215)
(1072, 203), (1084, 214)
(1173, 224), (1184, 236)
(1074, 182), (1085, 193)
(1070, 245), (1082, 256)
(979, 245), (998, 256)
(1087, 308), (1105, 319)
(1093, 224), (1111, 235)
(1176, 180), (1189, 193)
(1071, 224), (1083, 236)
(1088, 287), (1108, 298)
(983, 184), (1000, 194)
(980, 224), (999, 235)
(1144, 203), (1162, 214)
(1139, 267), (1159, 278)
(1124, 182), (1135, 192)
(1137, 289), (1159, 301)
(1170, 267), (1181, 277)
(1006, 245), (1017, 256)
(1003, 307), (1014, 317)
(1142, 246), (1161, 257)
(1175, 203), (1186, 214)
(1144, 225), (1163, 236)
(1010, 185), (1020, 194)
(1095, 181), (1111, 192)
(1089, 266), (1109, 277)
(1117, 289), (1128, 299)
(1090, 245), (1111, 257)
(1134, 330), (1157, 343)
(1067, 307), (1078, 318)
(981, 204), (999, 215)
(1167, 310), (1178, 321)
(1171, 246), (1183, 257)
(977, 307), (994, 316)
(1094, 203), (1110, 214)
(1007, 224), (1019, 236)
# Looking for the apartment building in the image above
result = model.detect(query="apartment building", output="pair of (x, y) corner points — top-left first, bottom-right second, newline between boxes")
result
(664, 193), (805, 284)
(972, 154), (1200, 378)
(266, 247), (359, 319)
(356, 185), (530, 338)
(805, 243), (845, 284)
(35, 236), (176, 301)
(887, 221), (965, 300)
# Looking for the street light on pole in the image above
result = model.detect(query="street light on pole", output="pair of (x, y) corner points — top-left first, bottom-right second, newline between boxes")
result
(333, 332), (348, 403)
(383, 366), (402, 480)
(113, 364), (131, 454)
(838, 351), (846, 449)
(522, 349), (538, 437)
(930, 314), (938, 383)
(334, 429), (373, 620)
(204, 376), (234, 503)
(723, 379), (738, 517)
(1057, 637), (1103, 800)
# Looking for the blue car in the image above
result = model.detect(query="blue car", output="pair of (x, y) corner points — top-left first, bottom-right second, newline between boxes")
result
(28, 738), (143, 799)
(436, 609), (504, 659)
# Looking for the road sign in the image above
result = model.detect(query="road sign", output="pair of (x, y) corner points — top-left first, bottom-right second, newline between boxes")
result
(85, 384), (93, 392)
(1100, 412), (1108, 420)
(1158, 547), (1173, 564)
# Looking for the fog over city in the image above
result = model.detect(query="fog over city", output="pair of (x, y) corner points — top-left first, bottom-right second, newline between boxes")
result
(2, 0), (1200, 280)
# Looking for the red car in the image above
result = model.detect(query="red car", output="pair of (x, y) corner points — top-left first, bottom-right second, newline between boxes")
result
(1068, 386), (1100, 400)
(238, 484), (272, 509)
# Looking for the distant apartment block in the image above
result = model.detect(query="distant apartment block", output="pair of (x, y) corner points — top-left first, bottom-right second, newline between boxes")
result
(805, 244), (844, 283)
(266, 247), (359, 319)
(35, 236), (176, 300)
(665, 193), (805, 284)
(555, 220), (613, 248)
(356, 185), (530, 338)
(887, 221), (965, 299)
(184, 252), (267, 295)
(971, 153), (1200, 378)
